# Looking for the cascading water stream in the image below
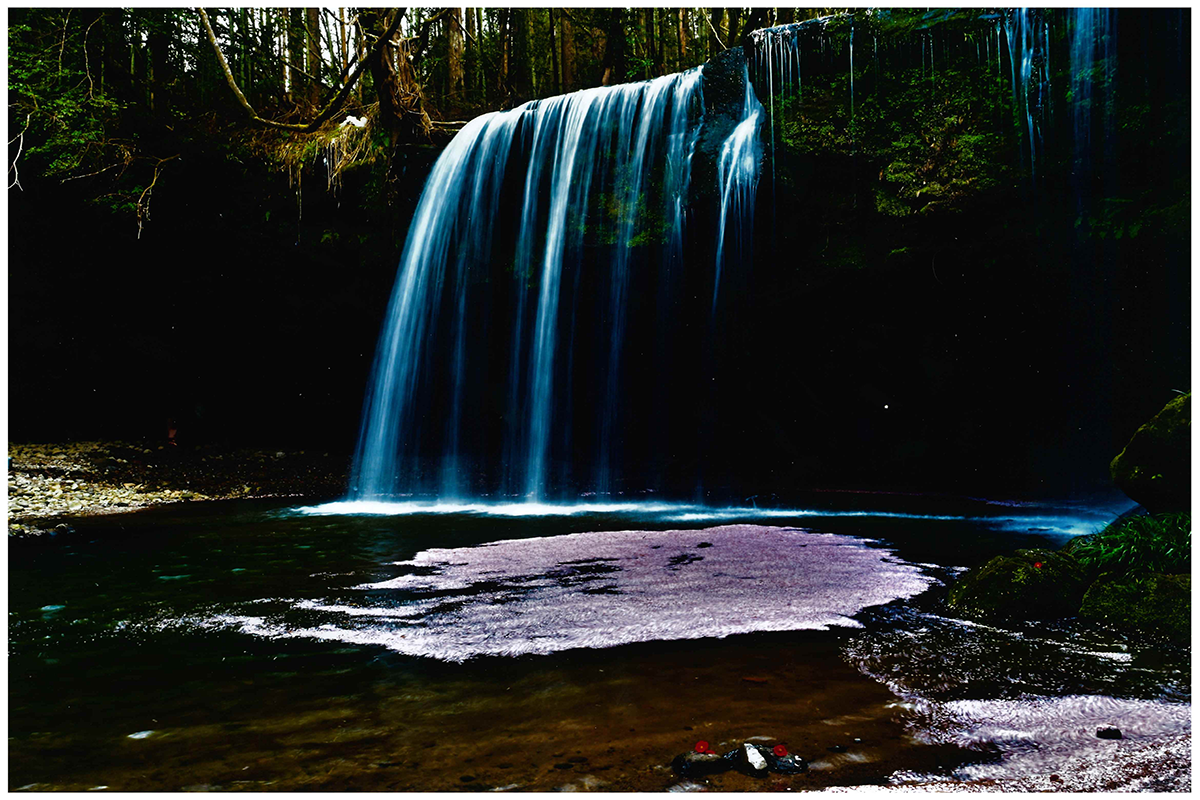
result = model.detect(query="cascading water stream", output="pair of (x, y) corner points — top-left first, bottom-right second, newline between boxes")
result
(351, 68), (709, 503)
(351, 113), (521, 500)
(1068, 8), (1114, 224)
(712, 62), (764, 314)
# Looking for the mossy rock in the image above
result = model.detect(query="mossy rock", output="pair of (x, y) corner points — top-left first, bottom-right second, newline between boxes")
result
(947, 549), (1089, 620)
(1079, 572), (1190, 642)
(1110, 393), (1191, 514)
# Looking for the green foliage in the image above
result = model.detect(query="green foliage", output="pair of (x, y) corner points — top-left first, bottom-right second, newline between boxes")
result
(8, 14), (128, 181)
(774, 33), (1015, 217)
(1071, 513), (1191, 575)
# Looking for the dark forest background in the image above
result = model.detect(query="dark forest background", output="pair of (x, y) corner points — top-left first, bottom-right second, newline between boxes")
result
(7, 8), (1191, 500)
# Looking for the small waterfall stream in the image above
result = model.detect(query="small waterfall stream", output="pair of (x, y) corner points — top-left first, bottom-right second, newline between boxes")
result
(712, 63), (764, 313)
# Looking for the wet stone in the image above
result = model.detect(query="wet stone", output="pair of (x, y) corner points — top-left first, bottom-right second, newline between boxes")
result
(739, 742), (769, 773)
(671, 751), (730, 779)
(769, 753), (808, 775)
(1096, 726), (1123, 740)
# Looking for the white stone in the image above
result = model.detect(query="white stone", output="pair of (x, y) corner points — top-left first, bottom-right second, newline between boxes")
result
(743, 743), (767, 771)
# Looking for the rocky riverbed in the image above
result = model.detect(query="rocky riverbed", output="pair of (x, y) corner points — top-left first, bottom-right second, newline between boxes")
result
(7, 441), (348, 536)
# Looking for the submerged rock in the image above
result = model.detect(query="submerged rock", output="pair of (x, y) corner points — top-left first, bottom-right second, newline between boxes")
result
(1096, 726), (1123, 740)
(672, 742), (806, 780)
(670, 751), (731, 779)
(946, 548), (1088, 620)
(1110, 393), (1190, 514)
(768, 752), (808, 775)
(1079, 572), (1190, 641)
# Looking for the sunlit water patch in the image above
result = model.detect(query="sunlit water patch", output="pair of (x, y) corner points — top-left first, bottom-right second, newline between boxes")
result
(198, 525), (934, 662)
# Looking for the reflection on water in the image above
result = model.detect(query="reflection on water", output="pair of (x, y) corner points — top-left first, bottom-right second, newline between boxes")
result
(7, 496), (1184, 791)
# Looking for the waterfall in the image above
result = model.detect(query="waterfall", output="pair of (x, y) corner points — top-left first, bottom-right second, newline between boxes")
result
(1004, 9), (1051, 183)
(712, 63), (764, 314)
(1069, 8), (1114, 225)
(351, 69), (707, 502)
(351, 113), (521, 500)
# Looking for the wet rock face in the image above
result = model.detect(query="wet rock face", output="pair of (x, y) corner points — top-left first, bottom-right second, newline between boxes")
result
(946, 548), (1089, 620)
(1110, 393), (1190, 514)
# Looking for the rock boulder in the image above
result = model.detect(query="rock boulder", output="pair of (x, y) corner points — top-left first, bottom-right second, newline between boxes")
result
(1110, 393), (1191, 514)
(947, 548), (1089, 619)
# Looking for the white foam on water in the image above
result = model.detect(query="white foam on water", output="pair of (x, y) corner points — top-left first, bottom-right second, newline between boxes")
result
(293, 499), (1111, 539)
(203, 525), (935, 662)
(299, 500), (704, 517)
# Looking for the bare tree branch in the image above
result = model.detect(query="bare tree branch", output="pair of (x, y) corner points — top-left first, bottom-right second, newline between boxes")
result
(83, 16), (100, 98)
(9, 113), (31, 190)
(197, 7), (402, 134)
(136, 154), (179, 240)
(700, 9), (727, 50)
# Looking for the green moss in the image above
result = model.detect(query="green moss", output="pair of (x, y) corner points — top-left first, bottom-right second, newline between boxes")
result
(947, 548), (1089, 620)
(1079, 572), (1190, 641)
(1110, 393), (1191, 513)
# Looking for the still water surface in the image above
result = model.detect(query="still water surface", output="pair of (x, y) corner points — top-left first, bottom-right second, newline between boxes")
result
(9, 495), (1187, 791)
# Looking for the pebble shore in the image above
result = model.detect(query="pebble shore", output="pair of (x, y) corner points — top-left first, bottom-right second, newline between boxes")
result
(8, 441), (348, 536)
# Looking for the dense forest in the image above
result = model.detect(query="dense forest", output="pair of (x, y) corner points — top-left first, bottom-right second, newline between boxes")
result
(9, 7), (837, 209)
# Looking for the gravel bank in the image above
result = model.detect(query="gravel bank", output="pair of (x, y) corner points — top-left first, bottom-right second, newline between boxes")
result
(8, 441), (348, 536)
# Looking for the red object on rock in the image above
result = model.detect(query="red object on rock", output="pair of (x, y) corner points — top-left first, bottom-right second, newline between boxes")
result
(773, 744), (788, 757)
(695, 741), (711, 754)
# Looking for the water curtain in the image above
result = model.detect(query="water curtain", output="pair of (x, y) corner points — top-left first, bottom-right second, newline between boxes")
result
(352, 69), (713, 502)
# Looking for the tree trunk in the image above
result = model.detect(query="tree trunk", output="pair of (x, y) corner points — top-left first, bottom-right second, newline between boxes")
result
(510, 8), (532, 101)
(287, 8), (304, 101)
(338, 7), (348, 73)
(709, 9), (725, 56)
(738, 9), (768, 48)
(655, 8), (666, 75)
(601, 8), (626, 86)
(306, 7), (321, 105)
(676, 9), (688, 72)
(726, 8), (741, 48)
(496, 8), (510, 99)
(464, 7), (477, 101)
(447, 8), (464, 101)
(640, 9), (654, 78)
(147, 14), (170, 112)
(359, 8), (431, 144)
(560, 11), (575, 92)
